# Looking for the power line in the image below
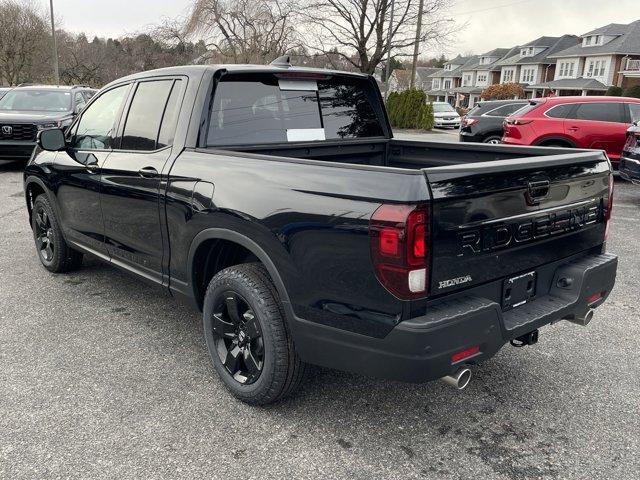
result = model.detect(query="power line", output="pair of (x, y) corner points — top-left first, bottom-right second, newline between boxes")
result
(454, 0), (537, 16)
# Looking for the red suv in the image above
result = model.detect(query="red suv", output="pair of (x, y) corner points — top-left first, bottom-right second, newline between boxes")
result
(502, 96), (640, 165)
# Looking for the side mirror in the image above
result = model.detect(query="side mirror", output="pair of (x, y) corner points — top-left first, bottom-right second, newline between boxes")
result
(37, 128), (66, 151)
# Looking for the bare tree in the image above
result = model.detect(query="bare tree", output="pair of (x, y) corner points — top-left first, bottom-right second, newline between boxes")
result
(185, 0), (298, 64)
(0, 0), (50, 85)
(299, 0), (455, 75)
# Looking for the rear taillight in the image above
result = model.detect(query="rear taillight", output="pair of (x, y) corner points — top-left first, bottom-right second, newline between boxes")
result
(463, 118), (478, 127)
(370, 204), (429, 299)
(605, 174), (614, 241)
(506, 118), (533, 125)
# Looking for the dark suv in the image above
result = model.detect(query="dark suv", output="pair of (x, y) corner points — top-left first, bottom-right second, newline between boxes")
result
(459, 100), (528, 144)
(0, 85), (96, 161)
(621, 123), (640, 184)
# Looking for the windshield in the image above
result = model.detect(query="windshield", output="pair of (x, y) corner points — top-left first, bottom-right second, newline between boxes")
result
(0, 90), (72, 112)
(433, 103), (456, 113)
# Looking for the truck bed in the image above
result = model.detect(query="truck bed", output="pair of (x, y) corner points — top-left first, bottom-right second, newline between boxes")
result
(216, 137), (611, 297)
(220, 138), (582, 170)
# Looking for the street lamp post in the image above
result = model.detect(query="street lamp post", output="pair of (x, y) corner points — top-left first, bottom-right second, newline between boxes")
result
(49, 0), (60, 85)
(383, 0), (396, 102)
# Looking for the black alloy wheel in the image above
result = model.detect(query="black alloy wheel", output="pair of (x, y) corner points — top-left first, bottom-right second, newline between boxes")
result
(34, 206), (55, 262)
(212, 291), (265, 384)
(31, 194), (83, 273)
(202, 263), (307, 405)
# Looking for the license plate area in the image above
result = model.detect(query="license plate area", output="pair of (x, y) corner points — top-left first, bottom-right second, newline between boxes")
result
(502, 271), (536, 311)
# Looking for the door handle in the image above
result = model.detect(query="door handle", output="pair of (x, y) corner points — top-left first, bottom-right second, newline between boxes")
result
(138, 166), (159, 178)
(567, 126), (579, 132)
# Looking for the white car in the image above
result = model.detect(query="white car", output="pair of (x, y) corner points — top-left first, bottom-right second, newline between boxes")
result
(432, 102), (461, 129)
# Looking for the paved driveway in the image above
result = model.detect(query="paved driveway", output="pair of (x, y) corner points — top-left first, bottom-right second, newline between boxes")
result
(1, 159), (639, 480)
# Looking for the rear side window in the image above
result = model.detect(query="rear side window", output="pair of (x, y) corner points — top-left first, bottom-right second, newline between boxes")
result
(628, 103), (640, 123)
(569, 102), (624, 123)
(484, 103), (526, 117)
(121, 79), (182, 151)
(207, 73), (383, 146)
(545, 104), (573, 119)
(511, 102), (542, 117)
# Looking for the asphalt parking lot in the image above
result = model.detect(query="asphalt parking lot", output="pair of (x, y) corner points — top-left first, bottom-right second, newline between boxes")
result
(1, 157), (639, 480)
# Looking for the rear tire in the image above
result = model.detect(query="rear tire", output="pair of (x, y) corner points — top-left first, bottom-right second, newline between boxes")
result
(31, 195), (83, 273)
(482, 135), (502, 144)
(202, 263), (306, 405)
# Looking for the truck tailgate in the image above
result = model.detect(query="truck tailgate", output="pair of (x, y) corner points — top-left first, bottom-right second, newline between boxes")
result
(423, 151), (612, 296)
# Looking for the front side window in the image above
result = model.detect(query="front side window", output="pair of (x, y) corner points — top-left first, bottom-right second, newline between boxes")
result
(121, 79), (179, 151)
(207, 74), (383, 146)
(570, 103), (624, 123)
(0, 90), (72, 112)
(71, 84), (129, 150)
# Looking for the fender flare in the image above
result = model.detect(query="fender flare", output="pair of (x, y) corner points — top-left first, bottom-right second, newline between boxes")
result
(187, 228), (293, 310)
(23, 175), (56, 219)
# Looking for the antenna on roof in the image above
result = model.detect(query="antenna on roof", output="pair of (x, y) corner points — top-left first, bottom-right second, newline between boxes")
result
(270, 55), (291, 68)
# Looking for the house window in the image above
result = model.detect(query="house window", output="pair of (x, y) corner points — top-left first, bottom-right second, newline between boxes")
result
(586, 36), (592, 46)
(502, 69), (514, 82)
(432, 79), (440, 89)
(521, 68), (535, 83)
(443, 79), (452, 89)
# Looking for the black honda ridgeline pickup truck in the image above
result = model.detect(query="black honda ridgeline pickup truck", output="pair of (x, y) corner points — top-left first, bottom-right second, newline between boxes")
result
(24, 59), (617, 405)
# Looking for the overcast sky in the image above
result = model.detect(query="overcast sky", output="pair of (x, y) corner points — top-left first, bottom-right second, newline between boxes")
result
(54, 0), (639, 57)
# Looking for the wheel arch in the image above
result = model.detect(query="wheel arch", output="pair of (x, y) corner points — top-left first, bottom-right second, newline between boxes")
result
(187, 228), (292, 313)
(534, 135), (577, 148)
(24, 176), (52, 221)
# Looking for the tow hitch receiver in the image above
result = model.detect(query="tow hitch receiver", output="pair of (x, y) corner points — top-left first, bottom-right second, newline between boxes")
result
(511, 329), (539, 347)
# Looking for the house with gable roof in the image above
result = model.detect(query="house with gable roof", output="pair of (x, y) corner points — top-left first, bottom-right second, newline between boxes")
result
(531, 20), (640, 96)
(494, 35), (580, 98)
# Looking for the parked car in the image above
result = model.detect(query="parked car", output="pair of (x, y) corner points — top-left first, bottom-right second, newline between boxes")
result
(0, 85), (97, 161)
(25, 62), (617, 405)
(0, 87), (10, 100)
(502, 96), (640, 167)
(460, 99), (529, 143)
(432, 101), (462, 128)
(620, 122), (640, 184)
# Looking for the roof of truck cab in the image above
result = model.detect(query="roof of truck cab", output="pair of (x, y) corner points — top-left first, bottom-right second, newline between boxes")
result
(103, 64), (370, 88)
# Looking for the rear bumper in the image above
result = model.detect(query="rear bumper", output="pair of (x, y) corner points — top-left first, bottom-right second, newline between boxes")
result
(290, 252), (617, 383)
(0, 141), (36, 160)
(459, 131), (483, 142)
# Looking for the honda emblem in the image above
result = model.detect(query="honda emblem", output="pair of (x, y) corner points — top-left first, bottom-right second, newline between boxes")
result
(1, 126), (12, 135)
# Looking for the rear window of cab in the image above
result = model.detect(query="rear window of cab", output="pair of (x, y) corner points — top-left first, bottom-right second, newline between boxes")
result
(206, 73), (384, 146)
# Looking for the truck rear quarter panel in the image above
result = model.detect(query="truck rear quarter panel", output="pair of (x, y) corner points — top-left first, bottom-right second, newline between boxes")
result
(165, 150), (431, 337)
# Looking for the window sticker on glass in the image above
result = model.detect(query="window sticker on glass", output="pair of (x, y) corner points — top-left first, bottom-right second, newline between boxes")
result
(286, 128), (326, 142)
(278, 79), (318, 91)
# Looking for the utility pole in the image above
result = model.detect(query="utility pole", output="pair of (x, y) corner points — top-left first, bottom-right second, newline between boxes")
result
(383, 0), (396, 102)
(409, 0), (425, 89)
(49, 0), (60, 85)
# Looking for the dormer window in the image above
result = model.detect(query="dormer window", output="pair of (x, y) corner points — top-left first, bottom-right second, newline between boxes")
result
(583, 35), (604, 47)
(520, 47), (535, 57)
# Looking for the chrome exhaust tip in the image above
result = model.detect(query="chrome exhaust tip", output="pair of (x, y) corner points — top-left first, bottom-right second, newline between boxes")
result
(441, 368), (472, 390)
(566, 309), (594, 327)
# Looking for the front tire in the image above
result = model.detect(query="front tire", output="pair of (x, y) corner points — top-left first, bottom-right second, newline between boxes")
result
(31, 195), (83, 273)
(203, 263), (306, 405)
